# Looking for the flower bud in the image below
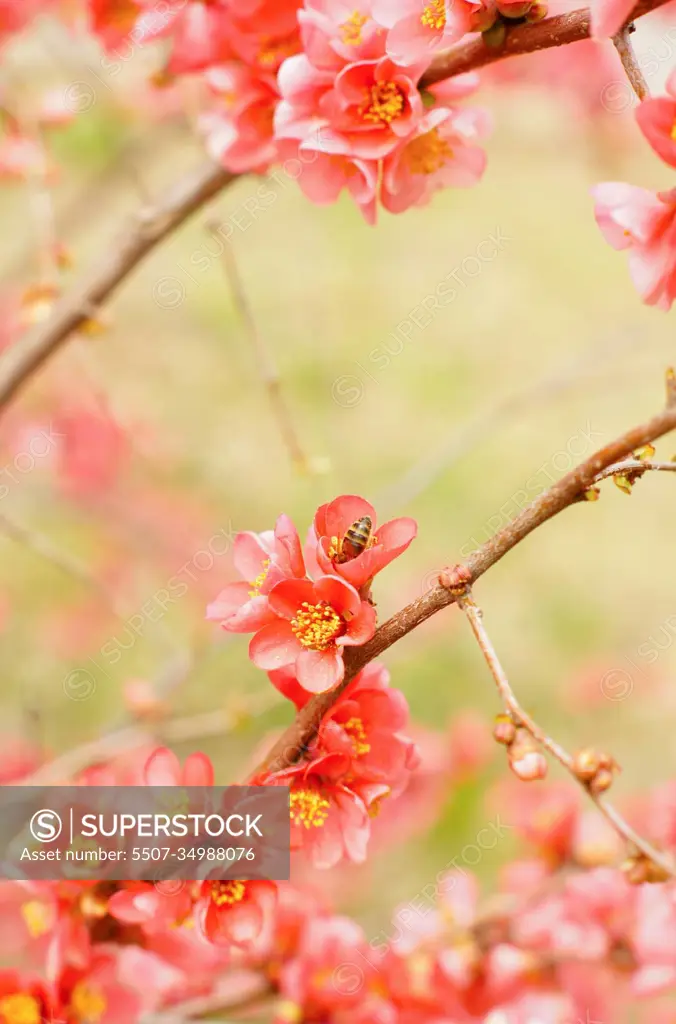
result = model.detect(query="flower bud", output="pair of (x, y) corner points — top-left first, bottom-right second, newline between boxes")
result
(525, 3), (548, 20)
(496, 0), (532, 17)
(509, 750), (548, 781)
(493, 714), (517, 746)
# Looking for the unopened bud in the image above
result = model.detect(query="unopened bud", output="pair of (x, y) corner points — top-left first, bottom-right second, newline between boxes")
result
(438, 564), (472, 593)
(525, 2), (548, 19)
(496, 0), (532, 16)
(613, 473), (633, 495)
(493, 714), (517, 746)
(482, 20), (507, 47)
(622, 853), (673, 885)
(509, 750), (548, 781)
(573, 748), (619, 793)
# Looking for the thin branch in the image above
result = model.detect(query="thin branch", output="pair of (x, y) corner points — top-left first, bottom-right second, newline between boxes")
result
(612, 26), (650, 101)
(419, 0), (670, 87)
(210, 228), (309, 473)
(0, 161), (236, 411)
(25, 688), (280, 785)
(252, 371), (676, 777)
(456, 589), (675, 879)
(591, 458), (676, 483)
(0, 509), (127, 619)
(143, 975), (273, 1024)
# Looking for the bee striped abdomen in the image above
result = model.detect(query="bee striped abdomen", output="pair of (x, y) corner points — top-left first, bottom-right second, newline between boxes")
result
(337, 516), (373, 562)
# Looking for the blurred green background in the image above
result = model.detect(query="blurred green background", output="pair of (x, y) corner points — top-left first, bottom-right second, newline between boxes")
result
(0, 13), (675, 935)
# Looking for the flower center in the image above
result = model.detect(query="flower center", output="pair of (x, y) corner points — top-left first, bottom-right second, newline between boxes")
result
(20, 901), (50, 938)
(290, 788), (330, 829)
(291, 601), (343, 650)
(343, 716), (370, 756)
(340, 10), (368, 45)
(359, 82), (405, 125)
(0, 995), (41, 1024)
(671, 119), (676, 141)
(211, 880), (246, 906)
(249, 558), (271, 597)
(404, 128), (453, 174)
(421, 0), (446, 29)
(70, 982), (107, 1024)
(257, 33), (299, 69)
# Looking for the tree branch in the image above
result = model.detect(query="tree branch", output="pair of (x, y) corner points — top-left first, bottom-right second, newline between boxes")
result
(419, 0), (669, 87)
(253, 371), (676, 776)
(612, 25), (650, 101)
(0, 161), (235, 412)
(457, 589), (675, 879)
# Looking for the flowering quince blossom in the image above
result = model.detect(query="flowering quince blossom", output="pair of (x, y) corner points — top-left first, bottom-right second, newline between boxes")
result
(206, 513), (306, 633)
(372, 0), (476, 65)
(195, 878), (278, 946)
(262, 751), (387, 868)
(593, 71), (676, 310)
(310, 493), (417, 587)
(249, 575), (377, 691)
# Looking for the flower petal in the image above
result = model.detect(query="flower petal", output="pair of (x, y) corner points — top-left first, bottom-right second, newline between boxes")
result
(249, 621), (301, 670)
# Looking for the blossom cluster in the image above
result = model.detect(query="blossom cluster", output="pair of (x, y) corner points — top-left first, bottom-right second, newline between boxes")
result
(593, 69), (676, 310)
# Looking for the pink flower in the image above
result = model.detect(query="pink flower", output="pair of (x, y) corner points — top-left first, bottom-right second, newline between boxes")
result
(133, 0), (233, 74)
(590, 0), (634, 37)
(318, 662), (418, 793)
(276, 138), (379, 224)
(298, 0), (386, 71)
(195, 879), (278, 947)
(265, 753), (384, 868)
(381, 105), (489, 213)
(592, 182), (676, 310)
(372, 0), (475, 65)
(206, 514), (305, 634)
(635, 69), (676, 171)
(203, 64), (280, 173)
(143, 746), (214, 787)
(311, 494), (417, 588)
(249, 575), (377, 692)
(320, 56), (425, 158)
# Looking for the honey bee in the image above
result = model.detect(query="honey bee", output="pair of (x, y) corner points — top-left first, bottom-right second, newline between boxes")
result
(335, 516), (373, 563)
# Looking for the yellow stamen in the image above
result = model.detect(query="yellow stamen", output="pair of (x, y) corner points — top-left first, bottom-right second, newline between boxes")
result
(257, 33), (299, 68)
(359, 82), (405, 125)
(249, 558), (271, 597)
(421, 0), (446, 30)
(290, 788), (330, 829)
(0, 995), (41, 1024)
(404, 127), (453, 174)
(291, 601), (343, 650)
(211, 880), (246, 906)
(70, 982), (107, 1024)
(340, 10), (368, 45)
(343, 716), (370, 756)
(671, 120), (676, 142)
(20, 901), (51, 938)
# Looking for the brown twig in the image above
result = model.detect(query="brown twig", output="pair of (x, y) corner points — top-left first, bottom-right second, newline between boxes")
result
(210, 228), (309, 473)
(24, 687), (280, 786)
(0, 161), (235, 412)
(419, 0), (669, 87)
(591, 458), (676, 483)
(0, 1), (667, 414)
(456, 589), (675, 878)
(142, 975), (273, 1023)
(612, 26), (650, 101)
(253, 370), (676, 777)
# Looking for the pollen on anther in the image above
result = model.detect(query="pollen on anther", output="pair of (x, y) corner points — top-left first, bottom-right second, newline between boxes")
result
(343, 716), (371, 756)
(421, 0), (446, 30)
(340, 9), (368, 45)
(290, 788), (330, 829)
(211, 880), (246, 906)
(403, 127), (453, 175)
(359, 82), (405, 125)
(290, 601), (344, 650)
(249, 558), (271, 598)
